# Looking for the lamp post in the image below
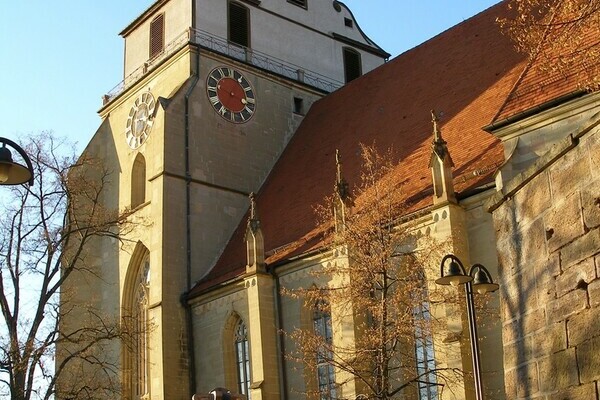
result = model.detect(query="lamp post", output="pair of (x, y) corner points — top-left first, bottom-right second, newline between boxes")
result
(435, 254), (499, 400)
(0, 137), (34, 186)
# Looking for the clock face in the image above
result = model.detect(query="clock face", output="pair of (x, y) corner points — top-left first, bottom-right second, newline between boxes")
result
(207, 67), (256, 123)
(125, 92), (156, 149)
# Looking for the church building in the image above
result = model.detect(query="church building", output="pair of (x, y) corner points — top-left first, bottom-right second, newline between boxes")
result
(60, 1), (600, 399)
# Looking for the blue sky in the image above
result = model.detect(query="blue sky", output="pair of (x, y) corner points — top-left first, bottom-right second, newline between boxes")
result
(0, 1), (499, 152)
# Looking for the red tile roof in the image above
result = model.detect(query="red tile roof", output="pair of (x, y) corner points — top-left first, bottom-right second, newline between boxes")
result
(189, 2), (527, 297)
(492, 14), (600, 124)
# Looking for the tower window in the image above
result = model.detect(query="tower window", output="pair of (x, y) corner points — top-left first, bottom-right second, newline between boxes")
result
(234, 319), (251, 398)
(131, 154), (146, 208)
(149, 14), (165, 59)
(344, 18), (353, 28)
(343, 48), (362, 83)
(229, 2), (250, 48)
(288, 0), (307, 8)
(293, 97), (304, 115)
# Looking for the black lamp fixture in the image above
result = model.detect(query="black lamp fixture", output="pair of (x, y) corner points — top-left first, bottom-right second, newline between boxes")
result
(0, 138), (34, 186)
(436, 254), (499, 293)
(436, 253), (499, 400)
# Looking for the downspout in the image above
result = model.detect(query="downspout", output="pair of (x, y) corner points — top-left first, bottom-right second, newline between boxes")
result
(183, 43), (200, 398)
(271, 268), (288, 400)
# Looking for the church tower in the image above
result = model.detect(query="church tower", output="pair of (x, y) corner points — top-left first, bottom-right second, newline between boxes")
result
(71, 1), (388, 399)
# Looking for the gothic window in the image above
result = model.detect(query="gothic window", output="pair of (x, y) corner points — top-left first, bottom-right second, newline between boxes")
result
(149, 14), (165, 59)
(343, 47), (362, 83)
(131, 153), (146, 208)
(414, 296), (438, 399)
(313, 300), (336, 400)
(228, 2), (250, 48)
(132, 255), (151, 400)
(234, 319), (251, 398)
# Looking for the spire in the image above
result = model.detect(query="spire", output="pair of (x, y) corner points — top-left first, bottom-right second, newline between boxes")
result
(245, 192), (265, 273)
(429, 110), (456, 204)
(431, 110), (453, 163)
(333, 150), (352, 233)
(248, 192), (260, 234)
(335, 149), (350, 201)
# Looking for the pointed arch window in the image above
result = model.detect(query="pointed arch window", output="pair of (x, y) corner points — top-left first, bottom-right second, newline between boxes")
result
(413, 279), (438, 399)
(133, 256), (151, 399)
(313, 300), (336, 400)
(131, 154), (146, 208)
(234, 319), (251, 398)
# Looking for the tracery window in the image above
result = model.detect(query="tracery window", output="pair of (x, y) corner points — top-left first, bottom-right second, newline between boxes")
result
(313, 300), (336, 400)
(414, 299), (438, 399)
(234, 319), (251, 398)
(132, 257), (151, 400)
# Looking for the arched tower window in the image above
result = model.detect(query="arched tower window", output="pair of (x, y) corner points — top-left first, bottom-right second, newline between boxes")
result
(313, 300), (336, 399)
(234, 319), (251, 398)
(122, 244), (151, 400)
(149, 14), (165, 59)
(131, 154), (146, 208)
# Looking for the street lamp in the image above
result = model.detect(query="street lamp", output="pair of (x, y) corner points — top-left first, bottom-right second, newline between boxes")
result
(0, 137), (34, 186)
(435, 254), (499, 400)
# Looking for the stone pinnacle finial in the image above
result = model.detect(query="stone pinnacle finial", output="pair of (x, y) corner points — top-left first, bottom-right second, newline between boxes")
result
(249, 192), (257, 220)
(431, 109), (451, 161)
(335, 150), (349, 200)
(247, 192), (260, 235)
(431, 109), (443, 143)
(245, 192), (265, 272)
(429, 109), (456, 204)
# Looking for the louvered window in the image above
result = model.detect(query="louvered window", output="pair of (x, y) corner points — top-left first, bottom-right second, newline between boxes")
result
(149, 14), (165, 59)
(343, 48), (362, 83)
(228, 3), (250, 48)
(288, 0), (307, 8)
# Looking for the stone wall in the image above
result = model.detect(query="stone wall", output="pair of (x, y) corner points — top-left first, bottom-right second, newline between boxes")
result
(489, 113), (600, 399)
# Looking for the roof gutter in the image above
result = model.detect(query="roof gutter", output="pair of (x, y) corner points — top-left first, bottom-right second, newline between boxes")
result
(483, 89), (587, 133)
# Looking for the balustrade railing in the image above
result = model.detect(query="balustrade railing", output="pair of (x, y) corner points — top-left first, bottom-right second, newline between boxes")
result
(103, 28), (342, 104)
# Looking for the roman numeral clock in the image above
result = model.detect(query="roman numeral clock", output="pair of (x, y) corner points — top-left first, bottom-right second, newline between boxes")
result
(207, 66), (256, 123)
(125, 91), (156, 149)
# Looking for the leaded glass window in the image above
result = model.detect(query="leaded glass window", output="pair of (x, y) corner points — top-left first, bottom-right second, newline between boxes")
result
(235, 319), (251, 398)
(313, 300), (336, 400)
(133, 258), (151, 399)
(414, 300), (438, 400)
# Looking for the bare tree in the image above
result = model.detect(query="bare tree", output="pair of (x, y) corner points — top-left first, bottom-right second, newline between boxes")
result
(0, 133), (137, 400)
(498, 0), (600, 89)
(287, 145), (461, 400)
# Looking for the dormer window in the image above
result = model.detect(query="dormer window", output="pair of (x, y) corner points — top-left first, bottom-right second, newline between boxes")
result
(229, 2), (250, 48)
(288, 0), (307, 8)
(149, 14), (165, 59)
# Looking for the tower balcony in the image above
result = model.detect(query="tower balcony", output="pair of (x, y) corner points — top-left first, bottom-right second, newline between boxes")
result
(103, 27), (343, 105)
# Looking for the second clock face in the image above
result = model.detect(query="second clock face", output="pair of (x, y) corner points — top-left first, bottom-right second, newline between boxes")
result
(207, 67), (256, 123)
(125, 91), (156, 149)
